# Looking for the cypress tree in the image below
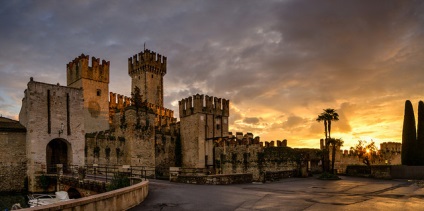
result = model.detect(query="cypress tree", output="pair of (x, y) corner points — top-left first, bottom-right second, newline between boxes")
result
(417, 101), (424, 141)
(417, 101), (424, 165)
(402, 100), (416, 165)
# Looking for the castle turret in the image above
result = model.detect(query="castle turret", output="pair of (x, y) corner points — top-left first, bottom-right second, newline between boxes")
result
(67, 54), (110, 85)
(128, 49), (166, 107)
(66, 54), (110, 133)
(178, 94), (230, 169)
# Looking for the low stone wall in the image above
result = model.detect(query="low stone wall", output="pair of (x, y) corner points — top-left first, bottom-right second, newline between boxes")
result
(391, 165), (424, 179)
(346, 165), (391, 179)
(20, 180), (149, 211)
(346, 165), (371, 177)
(174, 173), (253, 185)
(370, 165), (391, 179)
(346, 165), (424, 179)
(265, 170), (297, 182)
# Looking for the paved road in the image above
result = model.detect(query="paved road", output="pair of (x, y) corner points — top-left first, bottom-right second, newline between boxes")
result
(130, 176), (424, 211)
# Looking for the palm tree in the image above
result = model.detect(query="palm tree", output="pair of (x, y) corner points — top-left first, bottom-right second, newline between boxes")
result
(316, 114), (328, 141)
(316, 114), (329, 172)
(316, 108), (339, 173)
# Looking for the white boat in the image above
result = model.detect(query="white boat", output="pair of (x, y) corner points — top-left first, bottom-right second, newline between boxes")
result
(28, 191), (72, 207)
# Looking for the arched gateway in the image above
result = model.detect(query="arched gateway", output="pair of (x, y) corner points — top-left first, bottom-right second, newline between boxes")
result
(46, 138), (72, 173)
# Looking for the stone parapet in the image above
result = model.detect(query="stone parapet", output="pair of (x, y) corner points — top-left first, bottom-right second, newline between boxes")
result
(19, 180), (149, 211)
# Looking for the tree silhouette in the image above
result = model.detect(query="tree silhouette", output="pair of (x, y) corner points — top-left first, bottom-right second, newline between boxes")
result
(402, 100), (416, 165)
(317, 108), (339, 173)
(131, 86), (144, 130)
(350, 140), (377, 167)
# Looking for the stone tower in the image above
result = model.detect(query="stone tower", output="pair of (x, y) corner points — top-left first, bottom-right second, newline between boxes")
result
(66, 54), (110, 133)
(19, 78), (85, 192)
(179, 94), (230, 168)
(128, 49), (166, 107)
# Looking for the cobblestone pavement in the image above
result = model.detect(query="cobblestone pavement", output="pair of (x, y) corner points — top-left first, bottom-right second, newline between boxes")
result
(130, 176), (424, 211)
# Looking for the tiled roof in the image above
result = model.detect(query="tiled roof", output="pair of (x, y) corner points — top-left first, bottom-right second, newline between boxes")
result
(0, 117), (26, 132)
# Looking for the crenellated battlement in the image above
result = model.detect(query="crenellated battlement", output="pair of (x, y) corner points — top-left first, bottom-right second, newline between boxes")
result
(109, 92), (132, 111)
(178, 94), (230, 118)
(128, 49), (167, 76)
(67, 54), (110, 85)
(109, 92), (176, 126)
(145, 102), (176, 126)
(219, 132), (289, 148)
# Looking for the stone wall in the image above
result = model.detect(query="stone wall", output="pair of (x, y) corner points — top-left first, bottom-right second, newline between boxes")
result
(334, 152), (401, 173)
(180, 114), (204, 168)
(85, 106), (179, 172)
(0, 131), (27, 192)
(390, 165), (424, 179)
(85, 133), (128, 166)
(215, 145), (321, 181)
(346, 165), (399, 179)
(155, 131), (178, 178)
(84, 104), (181, 181)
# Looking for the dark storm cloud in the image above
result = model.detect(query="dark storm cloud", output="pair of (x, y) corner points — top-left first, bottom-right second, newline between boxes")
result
(243, 117), (261, 125)
(269, 0), (424, 97)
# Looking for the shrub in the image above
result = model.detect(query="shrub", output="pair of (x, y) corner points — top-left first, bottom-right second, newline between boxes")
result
(106, 172), (130, 191)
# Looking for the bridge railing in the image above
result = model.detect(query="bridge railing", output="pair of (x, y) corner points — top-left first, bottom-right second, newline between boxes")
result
(58, 164), (156, 183)
(47, 164), (157, 182)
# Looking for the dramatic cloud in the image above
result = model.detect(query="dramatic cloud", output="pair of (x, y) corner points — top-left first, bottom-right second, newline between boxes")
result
(1, 0), (424, 148)
(243, 117), (261, 125)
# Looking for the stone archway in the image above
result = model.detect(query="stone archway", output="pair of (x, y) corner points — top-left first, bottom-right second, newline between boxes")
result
(46, 138), (71, 173)
(67, 187), (82, 199)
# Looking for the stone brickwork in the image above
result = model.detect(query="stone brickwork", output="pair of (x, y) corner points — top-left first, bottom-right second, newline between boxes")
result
(215, 143), (321, 181)
(59, 176), (105, 196)
(85, 107), (180, 180)
(155, 128), (179, 178)
(0, 126), (27, 192)
(67, 54), (110, 133)
(85, 107), (157, 167)
(19, 79), (85, 192)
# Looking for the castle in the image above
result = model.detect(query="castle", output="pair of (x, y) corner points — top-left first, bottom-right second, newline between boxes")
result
(1, 48), (322, 193)
(0, 47), (404, 193)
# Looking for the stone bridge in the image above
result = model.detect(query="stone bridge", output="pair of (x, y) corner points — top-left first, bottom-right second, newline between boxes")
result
(53, 164), (153, 198)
